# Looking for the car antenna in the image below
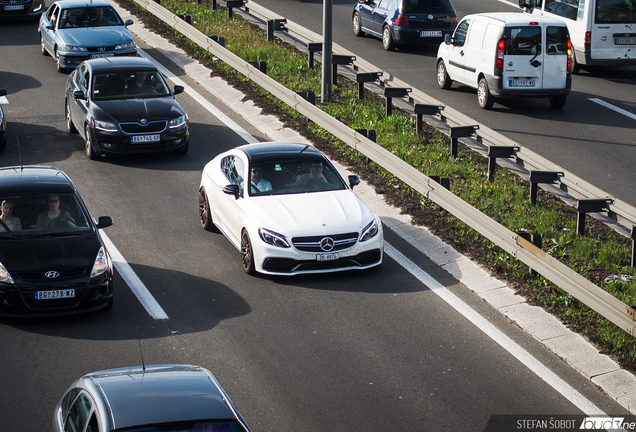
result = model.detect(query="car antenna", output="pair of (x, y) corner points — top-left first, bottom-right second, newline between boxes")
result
(136, 326), (146, 372)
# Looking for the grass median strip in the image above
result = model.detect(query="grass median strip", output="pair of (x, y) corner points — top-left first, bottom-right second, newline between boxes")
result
(115, 0), (636, 369)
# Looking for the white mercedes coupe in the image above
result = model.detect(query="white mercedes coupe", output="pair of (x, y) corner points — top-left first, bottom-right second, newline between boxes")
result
(198, 142), (384, 275)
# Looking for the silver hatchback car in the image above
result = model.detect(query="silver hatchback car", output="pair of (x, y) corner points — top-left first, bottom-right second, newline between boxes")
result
(38, 0), (136, 72)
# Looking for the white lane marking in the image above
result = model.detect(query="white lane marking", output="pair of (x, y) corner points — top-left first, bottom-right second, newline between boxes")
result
(590, 98), (636, 121)
(136, 49), (260, 144)
(101, 231), (169, 320)
(384, 242), (606, 416)
(0, 96), (8, 104)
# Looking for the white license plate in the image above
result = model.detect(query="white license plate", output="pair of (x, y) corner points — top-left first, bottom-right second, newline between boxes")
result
(614, 37), (636, 45)
(90, 53), (114, 59)
(317, 252), (339, 261)
(3, 5), (25, 10)
(420, 30), (442, 37)
(509, 79), (535, 87)
(131, 134), (160, 143)
(35, 289), (75, 300)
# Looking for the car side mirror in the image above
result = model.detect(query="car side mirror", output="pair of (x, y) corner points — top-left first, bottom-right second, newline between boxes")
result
(0, 89), (6, 97)
(222, 184), (241, 199)
(348, 175), (360, 189)
(173, 85), (184, 95)
(444, 33), (451, 44)
(46, 24), (54, 30)
(73, 90), (86, 100)
(125, 19), (133, 26)
(97, 216), (113, 229)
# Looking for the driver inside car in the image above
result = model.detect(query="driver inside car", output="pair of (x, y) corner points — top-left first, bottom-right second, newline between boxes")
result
(36, 194), (71, 229)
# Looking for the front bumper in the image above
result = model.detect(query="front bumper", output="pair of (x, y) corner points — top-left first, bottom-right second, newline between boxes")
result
(58, 50), (137, 70)
(89, 123), (189, 155)
(0, 271), (113, 317)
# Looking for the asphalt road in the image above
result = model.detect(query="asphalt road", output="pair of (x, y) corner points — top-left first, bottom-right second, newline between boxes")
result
(0, 13), (631, 432)
(249, 0), (636, 208)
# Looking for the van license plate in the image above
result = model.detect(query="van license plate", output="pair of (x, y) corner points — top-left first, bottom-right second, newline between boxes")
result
(131, 135), (160, 143)
(35, 289), (75, 300)
(509, 80), (535, 87)
(317, 252), (339, 262)
(420, 31), (442, 37)
(615, 37), (636, 45)
(3, 4), (24, 9)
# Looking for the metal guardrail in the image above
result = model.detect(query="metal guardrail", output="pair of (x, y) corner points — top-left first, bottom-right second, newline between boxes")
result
(129, 0), (636, 335)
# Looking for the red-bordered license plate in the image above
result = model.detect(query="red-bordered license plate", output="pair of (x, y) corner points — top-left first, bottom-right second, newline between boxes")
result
(34, 289), (75, 300)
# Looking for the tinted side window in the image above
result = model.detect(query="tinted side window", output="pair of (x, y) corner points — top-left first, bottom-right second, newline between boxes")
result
(60, 388), (81, 425)
(221, 156), (244, 188)
(546, 26), (569, 54)
(378, 0), (392, 9)
(64, 393), (93, 432)
(452, 19), (470, 47)
(505, 26), (541, 55)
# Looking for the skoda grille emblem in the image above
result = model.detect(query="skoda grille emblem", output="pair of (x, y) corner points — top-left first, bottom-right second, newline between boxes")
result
(44, 271), (60, 279)
(428, 14), (433, 19)
(98, 47), (105, 52)
(320, 237), (335, 252)
(140, 119), (148, 125)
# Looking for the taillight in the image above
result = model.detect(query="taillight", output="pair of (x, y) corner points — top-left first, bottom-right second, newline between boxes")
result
(394, 14), (409, 25)
(450, 14), (458, 25)
(567, 39), (572, 73)
(584, 31), (591, 49)
(496, 39), (505, 72)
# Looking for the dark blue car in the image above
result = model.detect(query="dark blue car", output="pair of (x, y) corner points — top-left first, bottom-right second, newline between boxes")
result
(353, 0), (457, 51)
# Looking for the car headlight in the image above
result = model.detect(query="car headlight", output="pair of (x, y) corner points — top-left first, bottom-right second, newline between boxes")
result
(258, 228), (290, 248)
(359, 218), (379, 242)
(115, 41), (135, 50)
(90, 247), (110, 278)
(168, 115), (186, 129)
(0, 262), (14, 284)
(95, 121), (117, 132)
(63, 44), (87, 52)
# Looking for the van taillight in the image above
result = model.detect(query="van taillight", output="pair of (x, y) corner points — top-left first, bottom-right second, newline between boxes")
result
(584, 31), (591, 49)
(450, 14), (458, 25)
(394, 14), (409, 25)
(567, 39), (572, 73)
(496, 39), (505, 72)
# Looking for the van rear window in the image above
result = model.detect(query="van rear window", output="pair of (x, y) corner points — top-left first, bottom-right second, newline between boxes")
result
(546, 26), (569, 54)
(504, 26), (541, 56)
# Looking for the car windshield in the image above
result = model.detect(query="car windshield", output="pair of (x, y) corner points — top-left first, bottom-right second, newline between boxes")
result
(247, 157), (346, 196)
(121, 421), (244, 432)
(60, 6), (124, 28)
(0, 193), (92, 238)
(92, 71), (171, 100)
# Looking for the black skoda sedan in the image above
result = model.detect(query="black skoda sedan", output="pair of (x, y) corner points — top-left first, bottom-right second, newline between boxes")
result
(65, 56), (189, 159)
(0, 166), (114, 316)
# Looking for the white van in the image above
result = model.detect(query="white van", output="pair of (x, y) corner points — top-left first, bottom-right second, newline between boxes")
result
(519, 0), (636, 73)
(436, 12), (573, 109)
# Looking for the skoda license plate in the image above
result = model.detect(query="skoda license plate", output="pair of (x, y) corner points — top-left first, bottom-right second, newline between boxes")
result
(317, 252), (339, 262)
(35, 289), (75, 300)
(131, 135), (160, 144)
(90, 53), (114, 59)
(420, 30), (442, 37)
(509, 79), (535, 87)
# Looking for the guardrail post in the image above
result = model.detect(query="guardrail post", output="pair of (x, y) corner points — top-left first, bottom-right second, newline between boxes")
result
(576, 198), (613, 235)
(331, 54), (355, 86)
(355, 129), (376, 142)
(430, 176), (450, 212)
(529, 170), (563, 204)
(226, 0), (243, 18)
(487, 145), (519, 182)
(210, 35), (225, 47)
(248, 61), (267, 73)
(177, 14), (191, 24)
(211, 0), (216, 10)
(153, 0), (160, 4)
(267, 19), (286, 41)
(449, 125), (478, 158)
(383, 87), (410, 116)
(631, 226), (636, 268)
(297, 91), (315, 105)
(518, 232), (543, 276)
(307, 42), (322, 69)
(355, 72), (381, 100)
(413, 104), (443, 135)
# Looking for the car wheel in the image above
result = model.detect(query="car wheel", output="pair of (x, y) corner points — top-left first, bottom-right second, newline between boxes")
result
(437, 60), (452, 89)
(382, 26), (395, 51)
(549, 95), (567, 109)
(352, 12), (365, 37)
(198, 187), (215, 232)
(571, 53), (580, 74)
(85, 126), (98, 160)
(477, 77), (494, 110)
(55, 48), (66, 73)
(241, 229), (257, 275)
(65, 100), (77, 134)
(174, 140), (189, 154)
(40, 34), (49, 56)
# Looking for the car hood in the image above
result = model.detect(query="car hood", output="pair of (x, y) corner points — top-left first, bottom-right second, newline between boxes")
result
(246, 190), (374, 236)
(0, 235), (99, 276)
(59, 27), (133, 47)
(93, 98), (180, 123)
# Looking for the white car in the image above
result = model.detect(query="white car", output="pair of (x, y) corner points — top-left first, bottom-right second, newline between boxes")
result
(198, 142), (384, 275)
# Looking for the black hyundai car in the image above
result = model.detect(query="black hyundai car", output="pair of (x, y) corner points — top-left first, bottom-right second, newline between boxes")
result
(65, 56), (189, 159)
(0, 166), (114, 316)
